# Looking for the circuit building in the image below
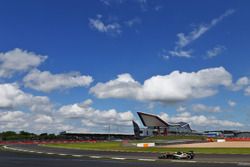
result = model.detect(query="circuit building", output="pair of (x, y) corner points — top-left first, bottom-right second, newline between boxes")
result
(133, 112), (193, 137)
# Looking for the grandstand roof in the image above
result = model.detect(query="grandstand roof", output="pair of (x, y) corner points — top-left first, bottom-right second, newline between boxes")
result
(137, 112), (191, 129)
(137, 112), (169, 127)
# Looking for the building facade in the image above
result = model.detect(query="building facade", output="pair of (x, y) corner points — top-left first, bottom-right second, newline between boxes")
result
(134, 112), (193, 137)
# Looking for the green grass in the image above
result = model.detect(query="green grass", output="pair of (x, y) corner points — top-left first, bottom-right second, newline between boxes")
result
(43, 141), (250, 154)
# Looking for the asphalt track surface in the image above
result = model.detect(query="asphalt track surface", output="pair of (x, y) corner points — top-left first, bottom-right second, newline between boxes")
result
(0, 149), (248, 167)
(2, 144), (250, 167)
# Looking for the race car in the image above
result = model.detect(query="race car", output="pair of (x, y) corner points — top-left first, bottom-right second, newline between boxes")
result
(158, 151), (195, 160)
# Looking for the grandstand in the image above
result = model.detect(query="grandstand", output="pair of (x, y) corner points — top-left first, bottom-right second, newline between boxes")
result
(134, 112), (193, 137)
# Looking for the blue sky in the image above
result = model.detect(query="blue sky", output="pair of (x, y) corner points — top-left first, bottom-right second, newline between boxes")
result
(0, 0), (250, 133)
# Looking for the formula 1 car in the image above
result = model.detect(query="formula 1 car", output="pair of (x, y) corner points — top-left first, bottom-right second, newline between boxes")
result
(158, 151), (195, 160)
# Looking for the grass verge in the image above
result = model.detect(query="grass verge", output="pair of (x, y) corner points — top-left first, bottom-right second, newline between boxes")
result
(43, 142), (250, 154)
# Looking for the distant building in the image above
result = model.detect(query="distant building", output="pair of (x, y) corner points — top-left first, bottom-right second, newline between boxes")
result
(235, 132), (250, 138)
(134, 112), (193, 137)
(203, 130), (250, 138)
(62, 132), (135, 140)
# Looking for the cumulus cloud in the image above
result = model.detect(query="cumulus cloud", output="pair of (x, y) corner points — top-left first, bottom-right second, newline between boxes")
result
(0, 111), (29, 131)
(0, 83), (134, 133)
(0, 83), (53, 113)
(23, 69), (93, 92)
(230, 76), (250, 96)
(159, 112), (243, 128)
(58, 99), (134, 128)
(192, 104), (222, 113)
(0, 111), (25, 122)
(236, 77), (249, 86)
(169, 9), (234, 58)
(90, 73), (141, 99)
(89, 15), (122, 35)
(206, 45), (225, 58)
(34, 114), (53, 124)
(90, 67), (232, 103)
(0, 48), (47, 78)
(0, 110), (74, 133)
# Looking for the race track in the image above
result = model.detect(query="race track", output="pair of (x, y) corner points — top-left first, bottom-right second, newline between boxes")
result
(3, 144), (250, 165)
(1, 148), (248, 167)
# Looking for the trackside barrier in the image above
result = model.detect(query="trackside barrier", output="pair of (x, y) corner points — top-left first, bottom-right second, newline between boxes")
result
(136, 143), (155, 148)
(225, 138), (250, 141)
(217, 139), (225, 142)
(206, 138), (216, 142)
(0, 140), (97, 145)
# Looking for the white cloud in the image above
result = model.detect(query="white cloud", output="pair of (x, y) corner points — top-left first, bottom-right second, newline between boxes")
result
(0, 110), (74, 133)
(159, 112), (243, 128)
(230, 76), (250, 96)
(169, 50), (192, 58)
(244, 86), (250, 96)
(0, 111), (29, 131)
(0, 83), (53, 113)
(58, 99), (134, 128)
(237, 77), (250, 86)
(169, 9), (234, 58)
(90, 73), (141, 99)
(0, 48), (47, 78)
(89, 15), (122, 35)
(0, 80), (134, 133)
(159, 49), (170, 60)
(176, 10), (234, 48)
(176, 106), (187, 112)
(0, 111), (25, 122)
(23, 69), (93, 92)
(206, 45), (225, 58)
(228, 100), (236, 107)
(192, 104), (222, 113)
(34, 114), (53, 124)
(90, 67), (232, 103)
(231, 76), (250, 91)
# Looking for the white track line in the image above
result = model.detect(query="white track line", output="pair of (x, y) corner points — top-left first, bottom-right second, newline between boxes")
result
(72, 155), (83, 157)
(58, 153), (67, 156)
(171, 160), (197, 163)
(111, 157), (126, 160)
(89, 156), (102, 159)
(138, 159), (156, 162)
